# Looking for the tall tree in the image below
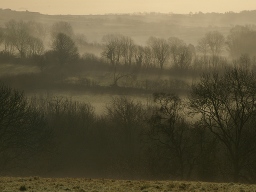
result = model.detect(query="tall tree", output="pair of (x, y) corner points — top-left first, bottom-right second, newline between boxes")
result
(189, 67), (256, 182)
(102, 34), (123, 65)
(147, 37), (170, 69)
(198, 31), (225, 67)
(121, 36), (136, 65)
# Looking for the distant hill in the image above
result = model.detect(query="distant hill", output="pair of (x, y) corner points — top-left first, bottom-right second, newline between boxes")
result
(1, 9), (256, 45)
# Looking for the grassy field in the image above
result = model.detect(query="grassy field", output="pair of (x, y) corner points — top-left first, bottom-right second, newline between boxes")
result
(0, 177), (256, 192)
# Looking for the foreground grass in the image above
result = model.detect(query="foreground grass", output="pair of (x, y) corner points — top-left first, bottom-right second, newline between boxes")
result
(0, 177), (256, 192)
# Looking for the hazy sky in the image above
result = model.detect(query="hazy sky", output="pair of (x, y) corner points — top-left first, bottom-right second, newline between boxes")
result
(0, 0), (255, 15)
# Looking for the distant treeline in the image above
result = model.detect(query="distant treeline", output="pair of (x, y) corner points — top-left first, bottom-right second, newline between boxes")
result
(1, 19), (256, 91)
(1, 19), (256, 67)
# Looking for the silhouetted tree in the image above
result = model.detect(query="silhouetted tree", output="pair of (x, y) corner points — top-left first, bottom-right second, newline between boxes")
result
(4, 20), (31, 58)
(147, 37), (170, 69)
(102, 34), (134, 87)
(27, 36), (44, 57)
(171, 45), (193, 70)
(198, 31), (225, 67)
(189, 67), (256, 182)
(3, 20), (45, 58)
(147, 93), (196, 179)
(51, 33), (79, 66)
(102, 34), (124, 65)
(121, 36), (136, 65)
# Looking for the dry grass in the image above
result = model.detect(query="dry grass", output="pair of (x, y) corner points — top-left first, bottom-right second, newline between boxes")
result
(0, 177), (256, 192)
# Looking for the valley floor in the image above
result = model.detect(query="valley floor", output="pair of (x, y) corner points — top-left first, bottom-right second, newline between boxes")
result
(0, 177), (256, 192)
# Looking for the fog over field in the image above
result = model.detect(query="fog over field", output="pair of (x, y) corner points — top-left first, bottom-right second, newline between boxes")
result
(1, 1), (256, 190)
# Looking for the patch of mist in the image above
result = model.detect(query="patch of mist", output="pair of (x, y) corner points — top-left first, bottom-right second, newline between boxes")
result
(0, 63), (40, 76)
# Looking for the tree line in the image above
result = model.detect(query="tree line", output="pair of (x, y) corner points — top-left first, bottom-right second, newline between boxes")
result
(1, 20), (256, 72)
(1, 66), (256, 183)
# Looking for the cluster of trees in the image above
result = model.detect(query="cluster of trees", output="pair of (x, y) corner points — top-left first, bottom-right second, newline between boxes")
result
(1, 66), (256, 182)
(100, 26), (256, 71)
(101, 34), (196, 70)
(0, 20), (82, 67)
(0, 20), (45, 58)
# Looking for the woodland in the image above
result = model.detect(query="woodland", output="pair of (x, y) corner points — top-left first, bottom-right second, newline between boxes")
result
(1, 9), (256, 183)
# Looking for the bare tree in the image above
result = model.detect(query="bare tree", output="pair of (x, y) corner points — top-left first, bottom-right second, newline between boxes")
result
(147, 37), (170, 69)
(206, 31), (225, 57)
(3, 20), (45, 58)
(196, 37), (210, 66)
(199, 31), (225, 67)
(189, 67), (256, 182)
(121, 36), (136, 65)
(102, 34), (134, 87)
(102, 34), (125, 65)
(27, 36), (44, 57)
(134, 45), (144, 67)
(171, 45), (193, 70)
(147, 92), (196, 179)
(168, 37), (193, 70)
(4, 20), (31, 58)
(143, 46), (155, 68)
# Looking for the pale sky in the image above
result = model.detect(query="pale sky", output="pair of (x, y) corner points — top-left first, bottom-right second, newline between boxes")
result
(0, 0), (255, 15)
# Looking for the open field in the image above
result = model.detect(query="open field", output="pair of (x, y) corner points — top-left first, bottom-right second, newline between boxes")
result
(0, 177), (256, 192)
